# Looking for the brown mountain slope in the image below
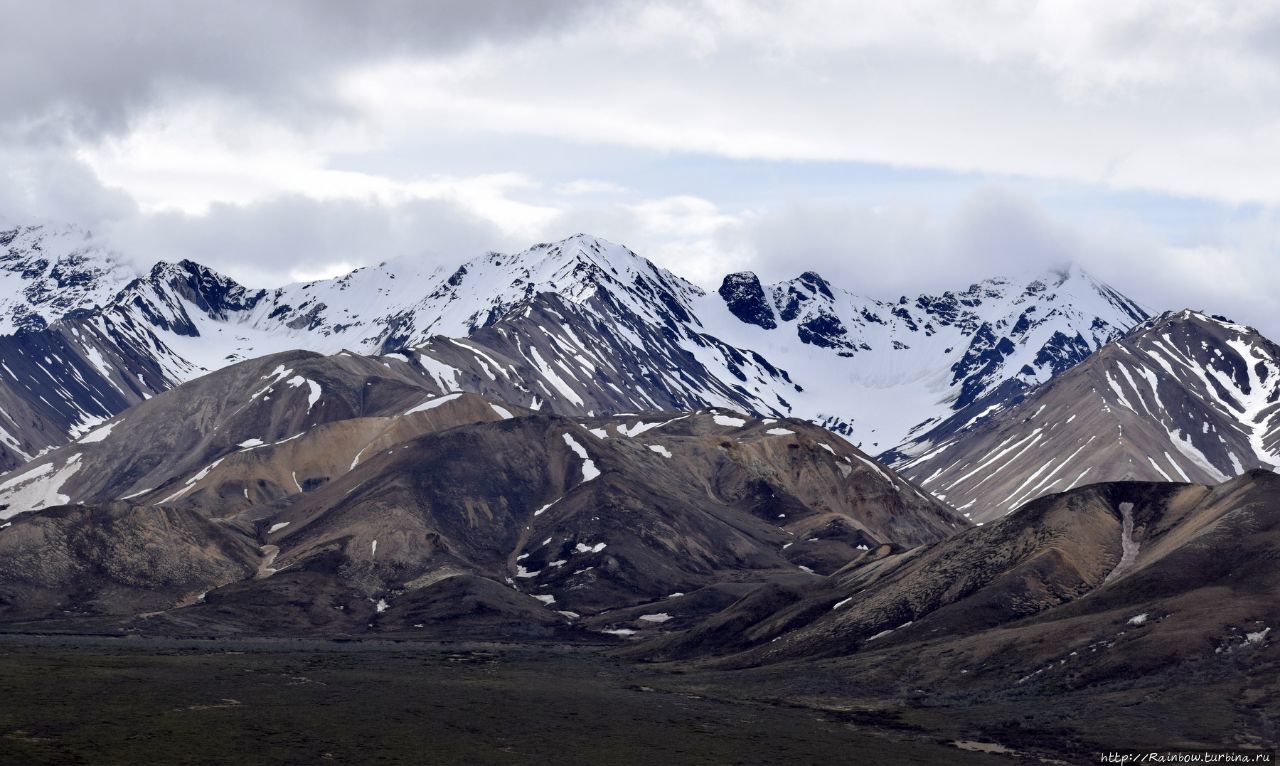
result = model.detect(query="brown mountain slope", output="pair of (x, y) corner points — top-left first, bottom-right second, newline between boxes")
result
(0, 349), (451, 517)
(631, 471), (1280, 754)
(640, 472), (1279, 665)
(0, 350), (964, 634)
(0, 503), (259, 620)
(248, 412), (963, 622)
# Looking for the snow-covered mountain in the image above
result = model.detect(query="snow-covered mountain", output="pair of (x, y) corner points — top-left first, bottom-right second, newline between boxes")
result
(0, 227), (180, 470)
(121, 234), (1149, 444)
(0, 224), (1153, 473)
(892, 310), (1280, 521)
(0, 225), (140, 333)
(698, 264), (1147, 451)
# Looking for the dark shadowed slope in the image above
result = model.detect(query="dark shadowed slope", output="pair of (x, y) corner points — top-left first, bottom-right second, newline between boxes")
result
(639, 470), (1278, 681)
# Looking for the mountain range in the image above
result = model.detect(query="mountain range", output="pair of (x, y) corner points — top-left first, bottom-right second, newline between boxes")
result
(0, 224), (1155, 470)
(1, 220), (1277, 756)
(2, 223), (1276, 515)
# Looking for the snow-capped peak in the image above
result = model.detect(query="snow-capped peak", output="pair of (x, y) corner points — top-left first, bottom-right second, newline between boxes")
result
(361, 233), (706, 348)
(0, 224), (140, 333)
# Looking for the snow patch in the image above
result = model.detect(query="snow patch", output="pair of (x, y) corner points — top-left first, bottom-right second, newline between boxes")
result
(0, 455), (78, 517)
(77, 421), (116, 443)
(404, 392), (463, 415)
(866, 621), (912, 642)
(562, 433), (600, 481)
(1102, 502), (1140, 585)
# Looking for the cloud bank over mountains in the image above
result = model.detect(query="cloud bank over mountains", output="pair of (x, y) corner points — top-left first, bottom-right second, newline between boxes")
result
(1, 0), (1276, 333)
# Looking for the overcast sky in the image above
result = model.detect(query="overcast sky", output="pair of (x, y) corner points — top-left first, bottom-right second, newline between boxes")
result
(2, 0), (1278, 335)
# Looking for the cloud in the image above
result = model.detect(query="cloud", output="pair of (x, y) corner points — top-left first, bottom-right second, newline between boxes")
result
(0, 0), (611, 141)
(331, 0), (1280, 205)
(1, 0), (1276, 342)
(717, 191), (1079, 292)
(101, 194), (511, 286)
(1086, 213), (1280, 337)
(556, 179), (630, 196)
(0, 149), (136, 227)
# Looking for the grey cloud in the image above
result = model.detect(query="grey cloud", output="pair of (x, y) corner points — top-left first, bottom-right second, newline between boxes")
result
(0, 0), (615, 141)
(722, 190), (1080, 295)
(0, 150), (137, 226)
(101, 194), (511, 286)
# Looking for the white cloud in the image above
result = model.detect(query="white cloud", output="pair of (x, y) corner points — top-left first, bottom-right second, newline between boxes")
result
(323, 0), (1280, 204)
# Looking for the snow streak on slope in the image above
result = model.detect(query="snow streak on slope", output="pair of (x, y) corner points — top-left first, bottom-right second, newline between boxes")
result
(894, 311), (1280, 521)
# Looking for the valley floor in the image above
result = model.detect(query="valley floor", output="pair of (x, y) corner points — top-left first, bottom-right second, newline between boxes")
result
(0, 634), (1013, 766)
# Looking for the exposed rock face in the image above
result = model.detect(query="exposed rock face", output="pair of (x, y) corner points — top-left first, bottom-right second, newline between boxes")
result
(718, 272), (777, 329)
(0, 316), (171, 472)
(0, 225), (139, 334)
(890, 311), (1280, 521)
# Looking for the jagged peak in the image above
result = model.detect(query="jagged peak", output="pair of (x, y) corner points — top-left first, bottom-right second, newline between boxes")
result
(1130, 308), (1261, 338)
(520, 233), (659, 276)
(434, 232), (705, 311)
(795, 271), (835, 300)
(148, 258), (238, 283)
